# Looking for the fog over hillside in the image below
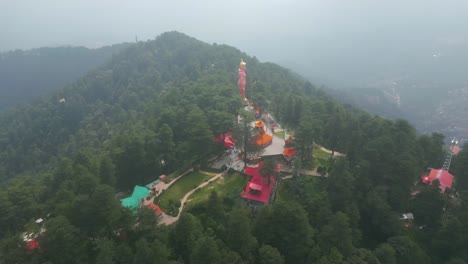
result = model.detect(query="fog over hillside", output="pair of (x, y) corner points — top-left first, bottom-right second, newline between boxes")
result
(2, 4), (468, 262)
(2, 0), (468, 138)
(0, 44), (129, 110)
(3, 1), (467, 83)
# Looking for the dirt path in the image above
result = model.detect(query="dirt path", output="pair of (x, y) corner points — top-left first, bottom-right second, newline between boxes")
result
(158, 172), (224, 225)
(199, 170), (219, 176)
(316, 144), (345, 157)
(280, 167), (323, 177)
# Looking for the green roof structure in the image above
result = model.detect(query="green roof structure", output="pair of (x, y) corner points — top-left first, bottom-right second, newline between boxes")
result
(145, 179), (159, 189)
(120, 185), (150, 210)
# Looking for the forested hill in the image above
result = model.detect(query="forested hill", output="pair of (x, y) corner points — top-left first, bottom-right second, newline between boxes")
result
(0, 44), (130, 111)
(1, 32), (467, 263)
(0, 31), (323, 182)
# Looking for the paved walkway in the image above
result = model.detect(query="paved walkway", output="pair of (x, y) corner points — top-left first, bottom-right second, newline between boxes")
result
(262, 131), (286, 157)
(158, 171), (224, 225)
(210, 148), (244, 171)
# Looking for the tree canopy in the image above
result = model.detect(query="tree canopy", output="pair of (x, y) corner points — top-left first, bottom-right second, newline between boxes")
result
(0, 31), (466, 263)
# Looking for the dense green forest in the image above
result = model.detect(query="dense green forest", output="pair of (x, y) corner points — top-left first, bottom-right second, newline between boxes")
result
(0, 44), (129, 111)
(0, 32), (467, 263)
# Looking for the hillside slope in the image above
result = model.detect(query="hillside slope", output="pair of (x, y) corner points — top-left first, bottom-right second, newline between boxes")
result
(0, 32), (466, 263)
(0, 32), (323, 182)
(329, 85), (468, 142)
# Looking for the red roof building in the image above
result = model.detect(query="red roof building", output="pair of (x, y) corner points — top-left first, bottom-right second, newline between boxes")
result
(241, 162), (280, 204)
(249, 119), (273, 147)
(244, 162), (262, 177)
(215, 132), (236, 149)
(451, 145), (461, 155)
(421, 169), (454, 193)
(146, 203), (164, 216)
(26, 239), (39, 250)
(283, 147), (296, 157)
(255, 120), (265, 128)
(255, 130), (273, 147)
(242, 174), (275, 204)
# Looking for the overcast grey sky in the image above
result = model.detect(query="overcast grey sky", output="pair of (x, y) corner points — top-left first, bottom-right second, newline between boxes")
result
(2, 0), (468, 87)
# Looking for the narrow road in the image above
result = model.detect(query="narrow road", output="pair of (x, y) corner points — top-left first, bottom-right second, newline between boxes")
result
(158, 171), (224, 225)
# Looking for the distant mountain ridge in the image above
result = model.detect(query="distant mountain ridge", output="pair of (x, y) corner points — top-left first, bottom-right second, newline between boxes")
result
(327, 81), (468, 141)
(0, 43), (130, 111)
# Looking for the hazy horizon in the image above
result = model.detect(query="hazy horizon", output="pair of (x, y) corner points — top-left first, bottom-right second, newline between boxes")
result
(2, 0), (468, 88)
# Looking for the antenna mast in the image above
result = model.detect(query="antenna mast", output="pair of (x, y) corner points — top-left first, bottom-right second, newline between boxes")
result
(442, 138), (459, 171)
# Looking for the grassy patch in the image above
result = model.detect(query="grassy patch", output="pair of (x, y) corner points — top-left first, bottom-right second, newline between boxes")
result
(156, 172), (213, 213)
(186, 172), (247, 207)
(274, 130), (285, 139)
(313, 147), (331, 159)
(314, 157), (330, 168)
(299, 147), (332, 170)
(276, 180), (295, 203)
(312, 147), (332, 170)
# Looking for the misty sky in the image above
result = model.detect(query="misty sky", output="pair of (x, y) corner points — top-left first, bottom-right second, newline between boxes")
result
(2, 0), (468, 87)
